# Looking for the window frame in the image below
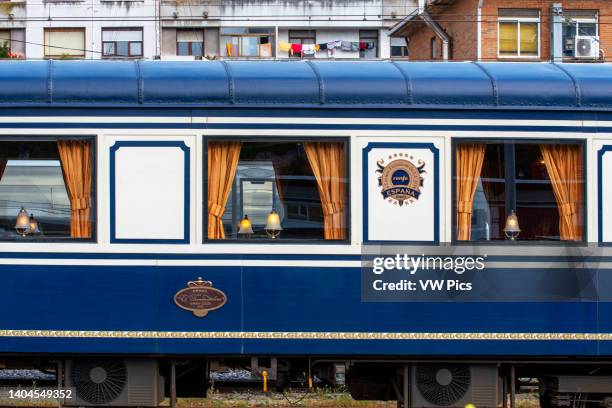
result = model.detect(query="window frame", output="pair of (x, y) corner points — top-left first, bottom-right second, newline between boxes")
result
(43, 27), (86, 59)
(0, 135), (97, 243)
(220, 27), (274, 58)
(359, 29), (378, 59)
(101, 27), (143, 59)
(202, 136), (351, 245)
(497, 10), (541, 59)
(0, 30), (11, 54)
(176, 29), (205, 57)
(451, 138), (587, 246)
(288, 29), (316, 59)
(561, 11), (599, 59)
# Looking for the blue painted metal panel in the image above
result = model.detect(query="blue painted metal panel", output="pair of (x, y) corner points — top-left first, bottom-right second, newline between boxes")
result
(309, 61), (407, 105)
(559, 63), (612, 109)
(394, 62), (494, 107)
(481, 63), (577, 108)
(52, 60), (139, 104)
(0, 262), (603, 356)
(140, 61), (230, 104)
(0, 60), (609, 110)
(229, 60), (319, 105)
(0, 60), (48, 104)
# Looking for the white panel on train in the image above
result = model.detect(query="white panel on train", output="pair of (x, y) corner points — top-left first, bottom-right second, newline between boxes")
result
(110, 139), (190, 243)
(598, 141), (612, 244)
(363, 141), (440, 243)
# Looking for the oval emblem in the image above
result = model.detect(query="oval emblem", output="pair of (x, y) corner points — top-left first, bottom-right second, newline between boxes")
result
(174, 277), (227, 318)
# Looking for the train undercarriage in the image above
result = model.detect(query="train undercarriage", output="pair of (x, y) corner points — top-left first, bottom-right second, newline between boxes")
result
(0, 357), (611, 407)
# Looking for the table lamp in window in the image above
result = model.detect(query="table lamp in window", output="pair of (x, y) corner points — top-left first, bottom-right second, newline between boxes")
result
(265, 209), (282, 239)
(504, 210), (521, 241)
(238, 215), (254, 237)
(15, 207), (30, 237)
(28, 214), (40, 235)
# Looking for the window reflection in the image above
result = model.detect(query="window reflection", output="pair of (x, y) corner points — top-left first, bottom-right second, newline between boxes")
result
(207, 140), (347, 241)
(455, 141), (584, 242)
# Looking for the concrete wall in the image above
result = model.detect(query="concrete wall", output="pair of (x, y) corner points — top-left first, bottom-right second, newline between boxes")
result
(18, 0), (416, 59)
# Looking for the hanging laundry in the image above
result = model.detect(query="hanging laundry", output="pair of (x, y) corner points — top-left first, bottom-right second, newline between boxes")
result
(259, 43), (272, 57)
(291, 43), (302, 56)
(366, 41), (375, 49)
(303, 44), (316, 57)
(225, 42), (232, 57)
(359, 42), (366, 51)
(279, 42), (292, 52)
(318, 43), (327, 51)
(314, 44), (321, 52)
(340, 41), (352, 51)
(351, 42), (359, 52)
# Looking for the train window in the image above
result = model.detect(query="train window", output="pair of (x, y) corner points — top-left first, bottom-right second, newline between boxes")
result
(0, 139), (95, 241)
(454, 140), (584, 242)
(205, 139), (348, 241)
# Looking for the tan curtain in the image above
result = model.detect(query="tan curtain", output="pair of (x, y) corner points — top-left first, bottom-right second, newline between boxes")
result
(540, 144), (583, 241)
(304, 142), (346, 240)
(57, 140), (92, 238)
(207, 141), (242, 239)
(456, 143), (485, 241)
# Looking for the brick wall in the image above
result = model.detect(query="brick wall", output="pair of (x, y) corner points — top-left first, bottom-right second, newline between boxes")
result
(407, 0), (611, 61)
(408, 0), (479, 60)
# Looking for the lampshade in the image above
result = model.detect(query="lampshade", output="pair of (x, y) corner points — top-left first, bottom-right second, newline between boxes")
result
(504, 210), (520, 240)
(265, 210), (282, 239)
(238, 215), (254, 235)
(15, 207), (30, 237)
(28, 214), (40, 235)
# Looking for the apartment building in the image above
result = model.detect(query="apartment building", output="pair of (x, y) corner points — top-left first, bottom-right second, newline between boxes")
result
(0, 0), (417, 60)
(390, 0), (610, 62)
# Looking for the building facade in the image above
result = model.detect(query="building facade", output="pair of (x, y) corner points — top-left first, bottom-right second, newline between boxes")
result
(390, 0), (610, 62)
(0, 0), (417, 60)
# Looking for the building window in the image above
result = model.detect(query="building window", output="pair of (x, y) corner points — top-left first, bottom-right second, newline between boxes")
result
(430, 37), (437, 60)
(0, 139), (95, 241)
(288, 30), (316, 58)
(562, 10), (598, 58)
(498, 9), (540, 58)
(390, 37), (408, 58)
(454, 140), (584, 242)
(0, 30), (10, 54)
(205, 139), (349, 241)
(220, 28), (274, 58)
(44, 28), (85, 58)
(102, 28), (143, 58)
(359, 30), (378, 58)
(176, 29), (204, 56)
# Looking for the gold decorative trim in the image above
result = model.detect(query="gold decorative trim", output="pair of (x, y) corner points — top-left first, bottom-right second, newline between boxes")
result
(0, 330), (611, 341)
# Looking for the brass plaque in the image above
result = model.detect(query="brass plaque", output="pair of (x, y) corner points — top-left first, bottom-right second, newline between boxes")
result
(174, 277), (227, 318)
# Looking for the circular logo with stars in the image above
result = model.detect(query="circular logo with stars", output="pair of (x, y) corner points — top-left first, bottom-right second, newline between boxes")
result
(376, 153), (426, 206)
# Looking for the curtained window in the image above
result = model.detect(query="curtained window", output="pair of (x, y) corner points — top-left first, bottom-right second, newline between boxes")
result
(0, 139), (95, 240)
(498, 9), (540, 58)
(205, 140), (348, 241)
(454, 140), (584, 242)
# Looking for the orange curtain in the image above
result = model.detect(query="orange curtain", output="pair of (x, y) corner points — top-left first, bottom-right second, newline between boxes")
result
(540, 144), (583, 241)
(456, 143), (485, 241)
(57, 140), (92, 238)
(207, 141), (242, 239)
(304, 142), (346, 240)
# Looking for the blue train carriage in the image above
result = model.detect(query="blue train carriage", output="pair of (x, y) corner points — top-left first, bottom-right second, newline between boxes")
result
(0, 60), (610, 407)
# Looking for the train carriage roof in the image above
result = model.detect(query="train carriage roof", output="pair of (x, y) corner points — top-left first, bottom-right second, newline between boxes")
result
(0, 60), (611, 111)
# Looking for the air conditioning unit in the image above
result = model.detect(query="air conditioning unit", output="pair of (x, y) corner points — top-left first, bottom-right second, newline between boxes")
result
(64, 359), (164, 407)
(574, 36), (599, 59)
(411, 364), (498, 408)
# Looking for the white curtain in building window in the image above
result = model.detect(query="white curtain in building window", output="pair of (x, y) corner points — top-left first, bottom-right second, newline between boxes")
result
(177, 30), (204, 43)
(44, 30), (85, 56)
(102, 30), (142, 42)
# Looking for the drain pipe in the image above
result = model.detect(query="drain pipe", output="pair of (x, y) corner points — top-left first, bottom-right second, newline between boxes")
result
(477, 0), (483, 61)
